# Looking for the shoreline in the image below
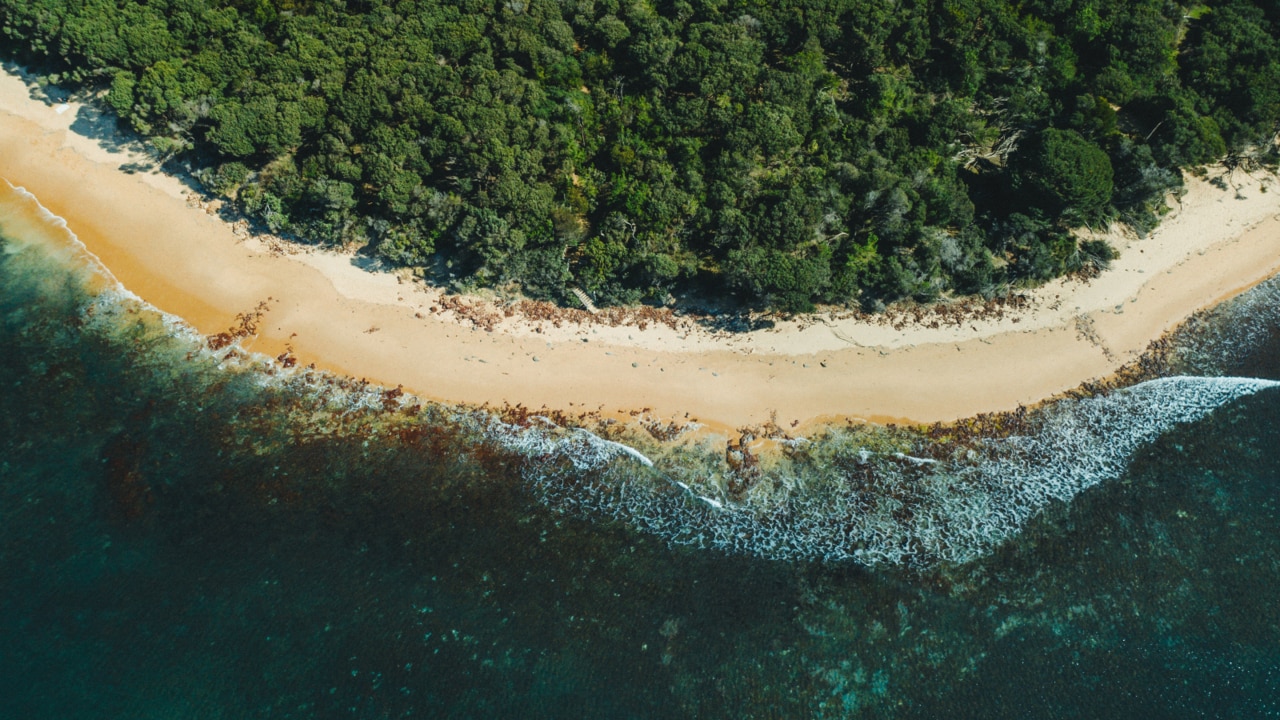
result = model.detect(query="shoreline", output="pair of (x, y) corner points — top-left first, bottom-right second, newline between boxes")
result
(3, 65), (1280, 429)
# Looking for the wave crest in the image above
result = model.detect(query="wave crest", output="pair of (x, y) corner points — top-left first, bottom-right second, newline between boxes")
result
(509, 376), (1279, 567)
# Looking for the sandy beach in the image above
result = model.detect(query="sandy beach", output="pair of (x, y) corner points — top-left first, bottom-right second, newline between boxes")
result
(3, 64), (1279, 429)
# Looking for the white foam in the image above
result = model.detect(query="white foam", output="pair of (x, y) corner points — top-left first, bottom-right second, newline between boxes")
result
(3, 179), (128, 290)
(575, 429), (655, 467)
(515, 376), (1280, 567)
(894, 452), (938, 465)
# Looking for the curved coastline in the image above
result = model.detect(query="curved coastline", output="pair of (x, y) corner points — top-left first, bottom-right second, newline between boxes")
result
(3, 66), (1280, 429)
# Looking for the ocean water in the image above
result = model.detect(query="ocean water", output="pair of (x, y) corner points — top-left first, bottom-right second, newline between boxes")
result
(2, 185), (1280, 718)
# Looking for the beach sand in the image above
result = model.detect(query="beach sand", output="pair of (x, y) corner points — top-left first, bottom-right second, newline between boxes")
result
(3, 64), (1279, 429)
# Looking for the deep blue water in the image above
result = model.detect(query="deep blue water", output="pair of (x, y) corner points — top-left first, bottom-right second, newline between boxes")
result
(2, 196), (1280, 718)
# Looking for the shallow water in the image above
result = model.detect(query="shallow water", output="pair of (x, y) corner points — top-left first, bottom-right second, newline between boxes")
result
(2, 186), (1280, 718)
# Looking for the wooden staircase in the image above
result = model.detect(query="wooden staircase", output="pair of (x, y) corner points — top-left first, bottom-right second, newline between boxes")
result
(570, 287), (599, 314)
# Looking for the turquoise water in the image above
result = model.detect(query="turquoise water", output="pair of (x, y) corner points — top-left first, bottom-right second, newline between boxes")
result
(2, 196), (1280, 718)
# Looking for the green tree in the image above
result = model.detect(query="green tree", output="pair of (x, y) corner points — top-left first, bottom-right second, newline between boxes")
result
(1013, 128), (1114, 224)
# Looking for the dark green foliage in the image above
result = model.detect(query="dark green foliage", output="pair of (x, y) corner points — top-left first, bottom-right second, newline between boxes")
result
(202, 160), (249, 197)
(1180, 3), (1280, 146)
(726, 245), (833, 313)
(1080, 238), (1118, 268)
(2, 0), (1277, 310)
(1013, 129), (1114, 224)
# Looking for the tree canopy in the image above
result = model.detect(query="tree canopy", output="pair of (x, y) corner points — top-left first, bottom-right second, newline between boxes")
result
(1015, 128), (1114, 224)
(2, 0), (1277, 312)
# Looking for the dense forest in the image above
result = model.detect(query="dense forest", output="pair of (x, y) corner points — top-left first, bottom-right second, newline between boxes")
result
(2, 0), (1278, 311)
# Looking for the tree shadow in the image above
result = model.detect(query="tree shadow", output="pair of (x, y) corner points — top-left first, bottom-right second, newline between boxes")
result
(117, 161), (157, 175)
(68, 103), (136, 155)
(688, 311), (775, 333)
(350, 252), (394, 274)
(3, 61), (211, 197)
(3, 60), (71, 105)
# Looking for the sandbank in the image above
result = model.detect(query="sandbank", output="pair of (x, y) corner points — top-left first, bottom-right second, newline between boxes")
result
(2, 64), (1279, 429)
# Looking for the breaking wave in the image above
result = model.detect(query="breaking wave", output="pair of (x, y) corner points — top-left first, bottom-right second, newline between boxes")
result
(492, 376), (1280, 567)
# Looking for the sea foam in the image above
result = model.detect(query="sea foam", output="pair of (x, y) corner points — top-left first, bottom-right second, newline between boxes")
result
(1, 179), (128, 290)
(508, 376), (1280, 567)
